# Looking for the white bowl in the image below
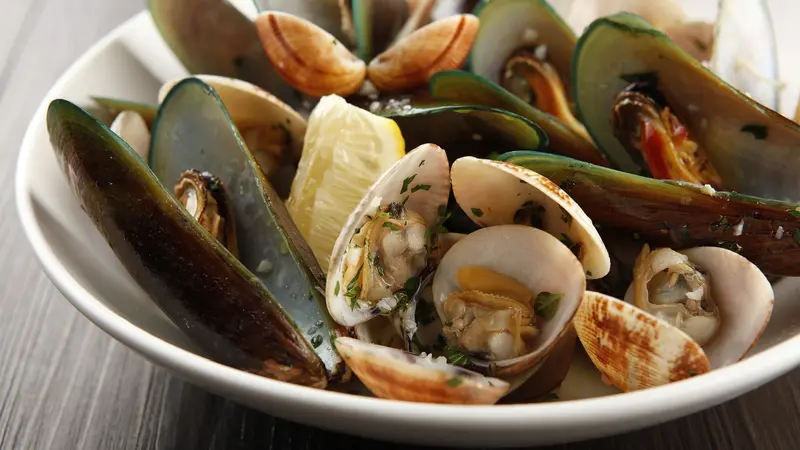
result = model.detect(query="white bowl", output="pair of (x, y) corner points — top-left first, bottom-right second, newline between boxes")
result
(15, 5), (800, 448)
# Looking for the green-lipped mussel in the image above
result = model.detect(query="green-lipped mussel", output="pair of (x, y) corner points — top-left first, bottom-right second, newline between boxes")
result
(573, 13), (798, 201)
(47, 78), (348, 388)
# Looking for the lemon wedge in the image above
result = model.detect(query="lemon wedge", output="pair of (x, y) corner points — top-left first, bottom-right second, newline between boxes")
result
(287, 94), (405, 271)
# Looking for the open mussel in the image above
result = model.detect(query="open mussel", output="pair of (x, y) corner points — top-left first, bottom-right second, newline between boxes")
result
(48, 77), (354, 388)
(573, 12), (798, 201)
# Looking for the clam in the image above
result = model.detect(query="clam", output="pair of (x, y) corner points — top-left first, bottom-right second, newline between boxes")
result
(450, 156), (610, 279)
(109, 111), (151, 160)
(500, 150), (800, 277)
(158, 74), (307, 197)
(574, 243), (773, 392)
(254, 9), (478, 97)
(47, 88), (347, 387)
(326, 143), (451, 328)
(573, 13), (799, 201)
(573, 291), (712, 392)
(623, 244), (773, 368)
(147, 77), (347, 384)
(432, 225), (586, 379)
(335, 337), (510, 404)
(428, 71), (608, 166)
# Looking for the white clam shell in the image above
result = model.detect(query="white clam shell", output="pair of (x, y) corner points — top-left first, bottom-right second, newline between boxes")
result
(326, 143), (451, 327)
(450, 156), (610, 279)
(623, 246), (774, 369)
(335, 337), (509, 404)
(432, 224), (585, 378)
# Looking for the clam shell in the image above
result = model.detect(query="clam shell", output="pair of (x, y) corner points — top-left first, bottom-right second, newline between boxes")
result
(574, 291), (711, 392)
(335, 337), (509, 404)
(623, 246), (774, 369)
(450, 156), (610, 279)
(432, 224), (585, 378)
(326, 143), (451, 327)
(110, 110), (150, 160)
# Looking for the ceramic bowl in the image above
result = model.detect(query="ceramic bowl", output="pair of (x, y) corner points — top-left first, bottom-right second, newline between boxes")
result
(15, 2), (800, 448)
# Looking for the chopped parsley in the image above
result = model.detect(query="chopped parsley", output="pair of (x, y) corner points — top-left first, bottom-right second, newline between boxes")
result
(688, 369), (697, 377)
(334, 280), (340, 296)
(345, 265), (363, 309)
(311, 335), (323, 348)
(444, 346), (469, 367)
(383, 222), (400, 231)
(411, 184), (431, 193)
(445, 321), (453, 327)
(789, 209), (800, 218)
(471, 208), (484, 217)
(680, 224), (691, 238)
(709, 216), (729, 232)
(718, 241), (743, 254)
(446, 376), (463, 387)
(560, 233), (575, 248)
(741, 124), (768, 140)
(401, 174), (417, 194)
(585, 270), (593, 277)
(534, 292), (563, 321)
(514, 201), (545, 229)
(419, 160), (426, 167)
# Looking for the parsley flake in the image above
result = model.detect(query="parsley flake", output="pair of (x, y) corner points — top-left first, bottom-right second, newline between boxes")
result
(444, 346), (469, 366)
(383, 222), (400, 231)
(419, 160), (426, 167)
(372, 252), (385, 277)
(471, 208), (484, 217)
(560, 233), (575, 248)
(401, 174), (417, 194)
(446, 376), (463, 387)
(789, 209), (800, 218)
(559, 206), (572, 227)
(681, 224), (691, 238)
(411, 184), (431, 193)
(334, 280), (340, 296)
(534, 292), (562, 321)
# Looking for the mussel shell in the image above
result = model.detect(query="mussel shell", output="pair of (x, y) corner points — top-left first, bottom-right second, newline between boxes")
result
(252, 0), (347, 42)
(500, 150), (800, 277)
(573, 13), (800, 201)
(375, 101), (546, 159)
(350, 0), (412, 60)
(428, 71), (608, 166)
(467, 0), (576, 97)
(148, 0), (299, 106)
(47, 99), (329, 387)
(148, 78), (346, 380)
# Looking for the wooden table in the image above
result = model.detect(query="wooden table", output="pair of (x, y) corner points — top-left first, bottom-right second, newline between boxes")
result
(2, 1), (799, 448)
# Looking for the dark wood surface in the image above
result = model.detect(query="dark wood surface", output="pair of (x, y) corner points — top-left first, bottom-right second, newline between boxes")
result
(3, 1), (800, 449)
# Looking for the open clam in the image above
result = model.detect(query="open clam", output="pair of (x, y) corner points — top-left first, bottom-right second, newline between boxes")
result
(500, 150), (800, 277)
(573, 13), (798, 201)
(575, 243), (773, 392)
(47, 84), (348, 387)
(326, 143), (451, 328)
(450, 156), (610, 279)
(432, 225), (586, 379)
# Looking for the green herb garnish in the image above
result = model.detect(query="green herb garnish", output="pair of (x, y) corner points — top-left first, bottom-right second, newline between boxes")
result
(383, 222), (400, 231)
(411, 184), (431, 193)
(718, 241), (743, 254)
(419, 160), (426, 167)
(446, 376), (463, 387)
(559, 233), (575, 248)
(345, 265), (363, 309)
(444, 346), (469, 367)
(401, 174), (417, 194)
(680, 224), (691, 238)
(559, 206), (572, 227)
(534, 292), (563, 321)
(372, 252), (385, 277)
(334, 281), (340, 296)
(445, 321), (453, 327)
(741, 124), (768, 140)
(471, 208), (484, 217)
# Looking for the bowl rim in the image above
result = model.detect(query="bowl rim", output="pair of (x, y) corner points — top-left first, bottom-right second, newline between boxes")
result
(14, 8), (800, 436)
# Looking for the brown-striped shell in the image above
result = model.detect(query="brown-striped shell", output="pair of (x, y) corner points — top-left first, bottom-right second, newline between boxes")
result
(573, 291), (711, 392)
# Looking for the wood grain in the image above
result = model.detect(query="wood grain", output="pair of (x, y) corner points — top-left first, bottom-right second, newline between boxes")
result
(2, 0), (800, 449)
